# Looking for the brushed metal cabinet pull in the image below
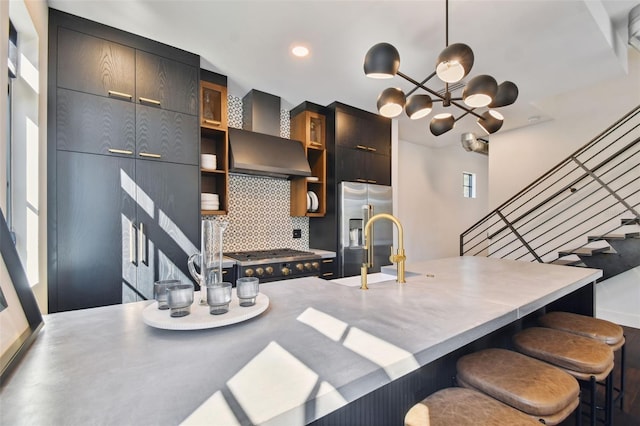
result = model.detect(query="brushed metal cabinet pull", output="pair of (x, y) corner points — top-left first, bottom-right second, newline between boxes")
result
(139, 97), (161, 106)
(322, 259), (333, 263)
(129, 222), (137, 265)
(356, 178), (368, 183)
(139, 152), (162, 159)
(367, 147), (377, 152)
(108, 148), (133, 155)
(322, 272), (334, 277)
(356, 145), (368, 150)
(108, 90), (132, 100)
(139, 223), (148, 266)
(368, 180), (377, 184)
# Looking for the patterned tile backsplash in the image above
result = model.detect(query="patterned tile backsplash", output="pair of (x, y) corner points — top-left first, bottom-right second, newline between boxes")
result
(203, 94), (309, 252)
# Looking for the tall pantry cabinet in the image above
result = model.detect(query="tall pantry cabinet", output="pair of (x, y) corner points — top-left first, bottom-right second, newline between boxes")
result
(48, 10), (200, 312)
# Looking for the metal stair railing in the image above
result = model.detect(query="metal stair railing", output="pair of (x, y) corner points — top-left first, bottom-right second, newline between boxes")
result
(460, 105), (640, 264)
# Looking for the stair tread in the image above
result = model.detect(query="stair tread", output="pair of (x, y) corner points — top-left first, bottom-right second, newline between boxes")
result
(588, 231), (640, 241)
(550, 258), (586, 266)
(558, 246), (612, 256)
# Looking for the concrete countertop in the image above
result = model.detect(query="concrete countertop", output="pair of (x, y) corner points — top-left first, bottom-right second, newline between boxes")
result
(309, 249), (336, 259)
(0, 257), (601, 425)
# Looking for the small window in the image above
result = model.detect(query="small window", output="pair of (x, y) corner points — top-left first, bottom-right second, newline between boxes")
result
(463, 172), (476, 198)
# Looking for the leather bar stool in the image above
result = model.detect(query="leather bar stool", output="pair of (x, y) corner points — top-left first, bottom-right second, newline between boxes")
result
(513, 327), (614, 426)
(456, 348), (581, 425)
(404, 387), (541, 426)
(539, 311), (625, 410)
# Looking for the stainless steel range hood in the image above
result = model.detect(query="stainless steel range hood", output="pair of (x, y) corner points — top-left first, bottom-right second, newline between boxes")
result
(228, 89), (311, 179)
(228, 128), (311, 179)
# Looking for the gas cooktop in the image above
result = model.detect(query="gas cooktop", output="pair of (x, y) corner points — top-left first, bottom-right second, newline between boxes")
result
(224, 248), (319, 264)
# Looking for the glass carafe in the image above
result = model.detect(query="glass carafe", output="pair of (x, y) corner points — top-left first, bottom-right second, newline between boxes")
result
(188, 219), (228, 305)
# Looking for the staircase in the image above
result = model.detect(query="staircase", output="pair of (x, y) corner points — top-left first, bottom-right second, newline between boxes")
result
(460, 105), (640, 281)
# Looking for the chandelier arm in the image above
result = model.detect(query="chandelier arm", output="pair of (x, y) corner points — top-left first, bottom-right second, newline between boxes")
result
(454, 110), (471, 122)
(406, 71), (438, 97)
(398, 71), (484, 119)
(397, 71), (447, 102)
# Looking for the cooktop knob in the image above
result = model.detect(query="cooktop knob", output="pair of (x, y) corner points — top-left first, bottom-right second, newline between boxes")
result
(296, 263), (304, 272)
(312, 262), (320, 270)
(281, 267), (291, 276)
(304, 262), (312, 270)
(265, 266), (274, 275)
(244, 268), (254, 277)
(255, 267), (264, 277)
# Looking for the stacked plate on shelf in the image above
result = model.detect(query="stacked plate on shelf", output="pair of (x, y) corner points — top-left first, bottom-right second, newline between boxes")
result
(307, 190), (318, 212)
(201, 193), (219, 211)
(201, 154), (217, 171)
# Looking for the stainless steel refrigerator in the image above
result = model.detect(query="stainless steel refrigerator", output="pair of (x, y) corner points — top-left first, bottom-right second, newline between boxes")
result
(340, 182), (393, 277)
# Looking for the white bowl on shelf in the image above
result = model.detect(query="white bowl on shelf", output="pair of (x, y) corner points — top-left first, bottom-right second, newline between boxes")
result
(201, 154), (217, 170)
(201, 193), (219, 202)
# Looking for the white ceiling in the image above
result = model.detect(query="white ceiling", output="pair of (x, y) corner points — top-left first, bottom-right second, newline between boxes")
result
(47, 0), (639, 147)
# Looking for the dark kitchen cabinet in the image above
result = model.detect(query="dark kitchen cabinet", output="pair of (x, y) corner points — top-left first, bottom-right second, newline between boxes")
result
(136, 105), (199, 165)
(48, 9), (200, 312)
(136, 50), (198, 116)
(56, 151), (136, 311)
(332, 103), (392, 185)
(133, 160), (200, 300)
(56, 88), (136, 156)
(57, 26), (135, 99)
(335, 146), (391, 186)
(319, 257), (336, 280)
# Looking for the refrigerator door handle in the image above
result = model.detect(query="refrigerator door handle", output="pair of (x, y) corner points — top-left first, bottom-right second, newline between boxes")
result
(365, 204), (374, 266)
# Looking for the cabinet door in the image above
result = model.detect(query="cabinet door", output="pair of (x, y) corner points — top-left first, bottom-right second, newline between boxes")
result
(366, 153), (392, 186)
(57, 88), (135, 156)
(56, 151), (136, 312)
(136, 50), (198, 115)
(57, 27), (135, 99)
(362, 117), (391, 156)
(136, 105), (199, 165)
(335, 110), (360, 149)
(336, 146), (366, 183)
(134, 160), (200, 300)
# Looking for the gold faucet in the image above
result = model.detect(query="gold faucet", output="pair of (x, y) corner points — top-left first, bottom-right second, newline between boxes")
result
(360, 213), (406, 290)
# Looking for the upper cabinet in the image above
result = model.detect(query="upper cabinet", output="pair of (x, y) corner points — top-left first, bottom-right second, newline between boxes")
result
(201, 80), (228, 130)
(290, 103), (327, 217)
(57, 27), (135, 99)
(136, 50), (198, 115)
(331, 103), (392, 186)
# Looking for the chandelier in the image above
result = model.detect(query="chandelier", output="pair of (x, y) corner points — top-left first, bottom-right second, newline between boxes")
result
(363, 0), (518, 136)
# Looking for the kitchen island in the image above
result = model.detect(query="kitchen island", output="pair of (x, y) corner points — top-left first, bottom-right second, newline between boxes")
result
(0, 257), (601, 425)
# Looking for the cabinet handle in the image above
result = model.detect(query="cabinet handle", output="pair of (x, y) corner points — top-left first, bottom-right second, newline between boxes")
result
(222, 270), (228, 275)
(368, 180), (377, 184)
(139, 223), (148, 266)
(129, 222), (137, 265)
(322, 272), (334, 277)
(108, 148), (133, 155)
(356, 145), (368, 150)
(367, 147), (377, 152)
(108, 90), (133, 100)
(322, 259), (333, 263)
(139, 152), (162, 159)
(139, 97), (161, 106)
(203, 119), (221, 126)
(356, 178), (368, 183)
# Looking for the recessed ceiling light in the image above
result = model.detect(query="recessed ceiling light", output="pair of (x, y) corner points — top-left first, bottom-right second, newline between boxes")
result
(292, 45), (309, 57)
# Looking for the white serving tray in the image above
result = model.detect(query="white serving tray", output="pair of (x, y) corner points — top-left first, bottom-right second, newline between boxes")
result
(142, 292), (269, 330)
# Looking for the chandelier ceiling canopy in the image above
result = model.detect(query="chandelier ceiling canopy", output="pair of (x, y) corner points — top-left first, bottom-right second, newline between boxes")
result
(363, 0), (518, 137)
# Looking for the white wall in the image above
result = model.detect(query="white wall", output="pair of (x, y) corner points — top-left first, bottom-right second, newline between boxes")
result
(488, 48), (640, 210)
(394, 140), (489, 262)
(1, 0), (48, 312)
